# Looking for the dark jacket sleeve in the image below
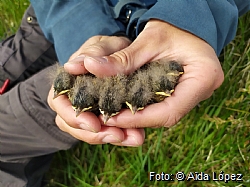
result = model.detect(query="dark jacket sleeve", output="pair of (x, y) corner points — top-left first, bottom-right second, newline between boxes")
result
(30, 0), (250, 63)
(137, 0), (250, 56)
(30, 0), (124, 64)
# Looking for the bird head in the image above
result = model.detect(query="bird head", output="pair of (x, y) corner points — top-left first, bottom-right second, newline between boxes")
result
(68, 75), (99, 117)
(53, 67), (76, 99)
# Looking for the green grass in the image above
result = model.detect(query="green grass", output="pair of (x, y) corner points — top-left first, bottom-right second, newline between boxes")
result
(1, 1), (249, 187)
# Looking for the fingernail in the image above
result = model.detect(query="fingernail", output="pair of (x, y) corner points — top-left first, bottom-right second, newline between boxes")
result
(79, 123), (97, 133)
(122, 135), (139, 146)
(67, 55), (86, 64)
(85, 56), (108, 64)
(102, 135), (122, 143)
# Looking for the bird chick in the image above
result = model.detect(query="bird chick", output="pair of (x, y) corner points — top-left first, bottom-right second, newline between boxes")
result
(152, 59), (184, 77)
(160, 60), (184, 74)
(149, 60), (183, 102)
(98, 75), (127, 124)
(68, 74), (100, 117)
(53, 65), (76, 99)
(126, 70), (153, 114)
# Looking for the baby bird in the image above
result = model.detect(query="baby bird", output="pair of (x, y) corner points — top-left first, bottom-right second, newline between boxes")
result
(98, 75), (127, 124)
(68, 74), (100, 117)
(148, 60), (184, 102)
(52, 59), (184, 120)
(53, 65), (76, 99)
(126, 70), (153, 114)
(162, 60), (184, 73)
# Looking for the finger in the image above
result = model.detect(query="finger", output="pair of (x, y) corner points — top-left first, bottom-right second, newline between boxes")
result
(83, 27), (169, 77)
(64, 36), (131, 75)
(103, 82), (206, 128)
(56, 115), (145, 146)
(63, 36), (106, 75)
(55, 115), (124, 144)
(69, 35), (106, 60)
(48, 87), (101, 132)
(63, 55), (88, 75)
(69, 35), (130, 60)
(82, 36), (131, 57)
(114, 128), (145, 147)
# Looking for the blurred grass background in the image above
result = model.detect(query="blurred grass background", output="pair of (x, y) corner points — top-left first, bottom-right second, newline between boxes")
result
(0, 1), (249, 187)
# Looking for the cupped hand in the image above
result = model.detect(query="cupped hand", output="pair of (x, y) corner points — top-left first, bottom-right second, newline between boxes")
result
(48, 35), (145, 146)
(81, 20), (224, 128)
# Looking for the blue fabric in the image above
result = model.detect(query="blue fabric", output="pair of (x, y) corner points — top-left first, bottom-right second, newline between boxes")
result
(30, 0), (125, 64)
(30, 0), (250, 64)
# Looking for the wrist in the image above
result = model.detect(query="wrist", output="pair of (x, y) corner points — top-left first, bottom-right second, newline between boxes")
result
(142, 19), (217, 61)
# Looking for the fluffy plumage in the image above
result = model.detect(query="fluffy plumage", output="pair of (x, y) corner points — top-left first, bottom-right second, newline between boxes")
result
(126, 70), (153, 114)
(148, 60), (183, 102)
(160, 60), (184, 73)
(53, 66), (76, 98)
(68, 74), (99, 117)
(52, 59), (184, 120)
(98, 75), (127, 124)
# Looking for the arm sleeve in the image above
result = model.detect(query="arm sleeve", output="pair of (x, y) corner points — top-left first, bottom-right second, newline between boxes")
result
(30, 0), (124, 64)
(137, 0), (250, 56)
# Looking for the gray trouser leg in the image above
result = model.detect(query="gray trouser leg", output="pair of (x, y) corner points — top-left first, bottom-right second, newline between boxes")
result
(0, 66), (78, 187)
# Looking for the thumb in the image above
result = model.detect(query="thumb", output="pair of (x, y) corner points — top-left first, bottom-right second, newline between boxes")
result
(84, 29), (165, 77)
(64, 35), (131, 75)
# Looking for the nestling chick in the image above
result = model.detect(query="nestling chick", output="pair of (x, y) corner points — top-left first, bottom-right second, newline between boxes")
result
(161, 60), (184, 73)
(98, 75), (127, 124)
(148, 60), (184, 102)
(126, 70), (153, 114)
(68, 74), (100, 117)
(52, 59), (183, 119)
(53, 65), (76, 99)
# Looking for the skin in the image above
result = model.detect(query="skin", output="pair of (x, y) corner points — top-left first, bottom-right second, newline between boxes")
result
(48, 19), (224, 146)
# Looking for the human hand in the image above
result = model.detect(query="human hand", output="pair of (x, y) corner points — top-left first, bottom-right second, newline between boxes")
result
(80, 20), (224, 128)
(48, 36), (145, 146)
